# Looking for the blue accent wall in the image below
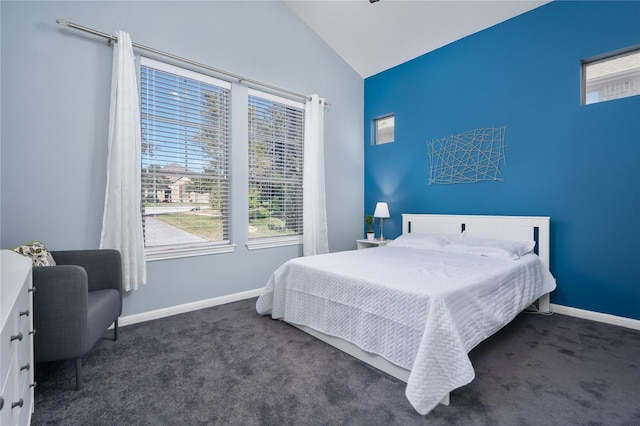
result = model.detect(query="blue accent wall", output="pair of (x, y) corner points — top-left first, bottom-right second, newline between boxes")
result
(364, 1), (640, 320)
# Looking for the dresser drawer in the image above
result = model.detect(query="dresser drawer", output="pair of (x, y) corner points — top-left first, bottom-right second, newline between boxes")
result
(16, 357), (33, 426)
(15, 287), (30, 333)
(0, 352), (18, 426)
(0, 304), (19, 386)
(17, 332), (32, 382)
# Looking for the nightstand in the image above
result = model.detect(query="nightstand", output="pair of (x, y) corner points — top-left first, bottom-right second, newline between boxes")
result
(356, 239), (392, 250)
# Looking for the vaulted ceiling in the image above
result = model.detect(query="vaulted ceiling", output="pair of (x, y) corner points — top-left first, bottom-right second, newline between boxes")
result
(284, 0), (550, 78)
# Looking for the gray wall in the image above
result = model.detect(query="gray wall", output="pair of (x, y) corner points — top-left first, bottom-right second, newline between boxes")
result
(0, 1), (364, 316)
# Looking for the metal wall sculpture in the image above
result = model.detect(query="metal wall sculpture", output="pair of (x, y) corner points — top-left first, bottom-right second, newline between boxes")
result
(427, 126), (507, 185)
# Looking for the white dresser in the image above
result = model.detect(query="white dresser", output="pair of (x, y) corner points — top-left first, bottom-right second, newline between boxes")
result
(1, 250), (35, 426)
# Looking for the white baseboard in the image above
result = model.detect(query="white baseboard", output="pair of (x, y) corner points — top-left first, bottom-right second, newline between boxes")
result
(551, 303), (640, 331)
(118, 288), (264, 327)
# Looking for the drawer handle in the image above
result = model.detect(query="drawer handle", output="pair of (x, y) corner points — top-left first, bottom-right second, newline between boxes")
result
(30, 329), (36, 336)
(29, 287), (36, 293)
(0, 396), (3, 410)
(30, 382), (37, 389)
(20, 309), (30, 317)
(10, 333), (23, 342)
(20, 363), (30, 372)
(11, 399), (24, 409)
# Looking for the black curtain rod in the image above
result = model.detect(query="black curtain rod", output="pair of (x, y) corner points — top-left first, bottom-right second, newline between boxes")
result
(55, 18), (328, 105)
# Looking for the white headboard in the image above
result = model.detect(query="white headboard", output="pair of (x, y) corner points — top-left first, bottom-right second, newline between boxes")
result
(402, 214), (551, 271)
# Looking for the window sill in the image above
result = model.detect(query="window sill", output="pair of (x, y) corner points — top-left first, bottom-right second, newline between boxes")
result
(246, 236), (302, 251)
(146, 242), (236, 261)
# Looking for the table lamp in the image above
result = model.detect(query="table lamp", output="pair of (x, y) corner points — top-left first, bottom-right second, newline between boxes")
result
(373, 202), (390, 240)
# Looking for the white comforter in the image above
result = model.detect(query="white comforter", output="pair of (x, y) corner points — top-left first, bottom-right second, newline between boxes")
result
(256, 246), (556, 414)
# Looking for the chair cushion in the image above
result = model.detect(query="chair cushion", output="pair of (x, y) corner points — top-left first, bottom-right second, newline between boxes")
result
(86, 289), (121, 351)
(12, 240), (57, 266)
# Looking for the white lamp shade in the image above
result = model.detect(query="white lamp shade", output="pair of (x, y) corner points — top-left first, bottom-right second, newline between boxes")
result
(373, 202), (390, 218)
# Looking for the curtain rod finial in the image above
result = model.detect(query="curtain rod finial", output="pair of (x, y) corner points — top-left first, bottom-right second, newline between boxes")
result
(56, 18), (69, 29)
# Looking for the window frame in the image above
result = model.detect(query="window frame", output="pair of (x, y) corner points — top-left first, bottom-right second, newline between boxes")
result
(246, 88), (305, 250)
(374, 114), (395, 145)
(140, 57), (235, 261)
(582, 46), (640, 105)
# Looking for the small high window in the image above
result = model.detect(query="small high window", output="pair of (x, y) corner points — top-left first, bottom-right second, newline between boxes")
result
(375, 115), (395, 144)
(583, 48), (640, 105)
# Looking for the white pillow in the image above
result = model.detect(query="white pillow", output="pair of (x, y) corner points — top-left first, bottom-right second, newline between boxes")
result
(444, 232), (536, 260)
(387, 232), (457, 251)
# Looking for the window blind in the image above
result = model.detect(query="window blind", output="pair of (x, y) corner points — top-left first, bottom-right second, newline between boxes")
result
(140, 57), (232, 254)
(375, 115), (395, 145)
(248, 89), (305, 241)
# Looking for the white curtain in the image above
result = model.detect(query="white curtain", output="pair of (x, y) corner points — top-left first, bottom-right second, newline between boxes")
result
(100, 31), (146, 291)
(303, 94), (329, 256)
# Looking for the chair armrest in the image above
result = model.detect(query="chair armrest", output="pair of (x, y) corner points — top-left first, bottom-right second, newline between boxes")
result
(51, 250), (122, 295)
(32, 265), (89, 361)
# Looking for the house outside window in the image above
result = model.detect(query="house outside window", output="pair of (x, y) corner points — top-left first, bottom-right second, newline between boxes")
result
(375, 114), (395, 144)
(583, 49), (640, 105)
(140, 57), (233, 259)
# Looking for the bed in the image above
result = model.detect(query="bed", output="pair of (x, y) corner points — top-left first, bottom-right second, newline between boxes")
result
(256, 214), (556, 414)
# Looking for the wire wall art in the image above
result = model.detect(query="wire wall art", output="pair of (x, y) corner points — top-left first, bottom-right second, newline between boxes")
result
(427, 126), (507, 185)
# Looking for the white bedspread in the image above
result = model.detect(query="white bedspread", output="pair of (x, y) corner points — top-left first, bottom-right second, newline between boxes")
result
(256, 246), (556, 414)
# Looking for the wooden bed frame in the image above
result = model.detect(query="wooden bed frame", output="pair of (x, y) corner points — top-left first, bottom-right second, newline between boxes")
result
(293, 214), (553, 407)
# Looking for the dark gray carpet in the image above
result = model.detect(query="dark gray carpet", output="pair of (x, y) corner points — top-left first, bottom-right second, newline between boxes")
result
(31, 298), (640, 425)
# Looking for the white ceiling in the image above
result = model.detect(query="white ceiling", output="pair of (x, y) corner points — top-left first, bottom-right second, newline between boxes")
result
(284, 0), (550, 78)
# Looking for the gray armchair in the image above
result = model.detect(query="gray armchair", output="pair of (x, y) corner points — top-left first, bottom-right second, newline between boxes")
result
(33, 249), (122, 390)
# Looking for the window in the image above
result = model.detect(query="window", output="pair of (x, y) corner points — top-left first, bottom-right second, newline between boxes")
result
(375, 114), (395, 144)
(247, 89), (305, 248)
(583, 48), (640, 105)
(140, 57), (233, 259)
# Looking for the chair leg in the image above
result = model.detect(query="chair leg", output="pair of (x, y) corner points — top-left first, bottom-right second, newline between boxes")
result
(114, 318), (119, 341)
(75, 358), (83, 390)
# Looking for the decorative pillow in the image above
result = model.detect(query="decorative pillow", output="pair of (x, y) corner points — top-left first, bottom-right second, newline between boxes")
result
(443, 232), (535, 260)
(387, 232), (457, 251)
(12, 240), (56, 266)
